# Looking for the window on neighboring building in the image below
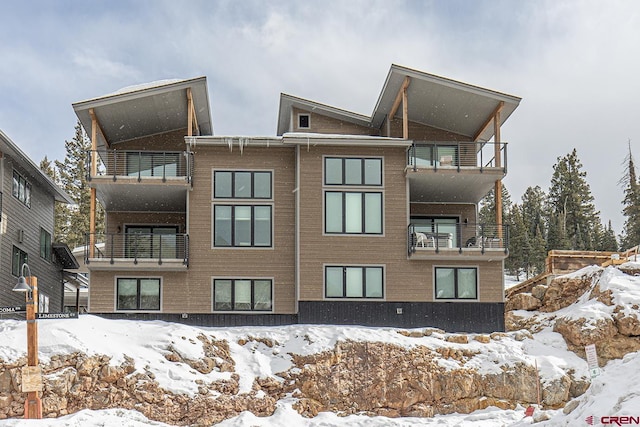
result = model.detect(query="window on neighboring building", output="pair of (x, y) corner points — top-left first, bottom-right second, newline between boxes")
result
(298, 114), (310, 129)
(434, 267), (478, 300)
(12, 246), (28, 277)
(325, 266), (384, 298)
(324, 157), (382, 186)
(325, 191), (382, 234)
(213, 279), (273, 311)
(214, 171), (272, 199)
(38, 293), (49, 313)
(12, 170), (31, 208)
(116, 278), (161, 310)
(213, 205), (272, 247)
(40, 228), (51, 261)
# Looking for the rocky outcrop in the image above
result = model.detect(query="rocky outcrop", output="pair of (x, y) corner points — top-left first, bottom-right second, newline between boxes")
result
(0, 333), (585, 424)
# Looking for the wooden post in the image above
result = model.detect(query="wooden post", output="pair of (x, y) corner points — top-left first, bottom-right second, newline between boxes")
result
(402, 86), (409, 140)
(187, 88), (193, 137)
(89, 110), (98, 258)
(494, 108), (503, 239)
(24, 276), (42, 419)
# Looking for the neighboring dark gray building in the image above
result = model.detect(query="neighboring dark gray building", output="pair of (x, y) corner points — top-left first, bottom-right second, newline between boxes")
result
(0, 129), (75, 314)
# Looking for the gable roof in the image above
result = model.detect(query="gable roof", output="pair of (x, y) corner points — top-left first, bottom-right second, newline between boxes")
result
(277, 64), (521, 141)
(72, 77), (213, 149)
(0, 129), (72, 203)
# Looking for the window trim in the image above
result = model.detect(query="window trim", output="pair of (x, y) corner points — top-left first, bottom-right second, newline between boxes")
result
(212, 170), (273, 200)
(323, 156), (383, 187)
(12, 170), (32, 208)
(40, 227), (52, 261)
(212, 204), (273, 248)
(11, 246), (28, 277)
(298, 113), (310, 129)
(433, 266), (479, 301)
(323, 191), (383, 235)
(115, 277), (162, 312)
(324, 265), (385, 300)
(212, 277), (274, 312)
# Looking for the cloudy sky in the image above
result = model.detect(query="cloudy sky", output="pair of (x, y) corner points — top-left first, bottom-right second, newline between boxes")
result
(1, 0), (639, 234)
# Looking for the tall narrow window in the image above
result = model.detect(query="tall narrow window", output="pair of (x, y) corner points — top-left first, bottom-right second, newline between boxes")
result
(298, 114), (310, 129)
(325, 192), (382, 234)
(12, 246), (28, 277)
(12, 170), (31, 208)
(213, 205), (272, 247)
(40, 228), (51, 261)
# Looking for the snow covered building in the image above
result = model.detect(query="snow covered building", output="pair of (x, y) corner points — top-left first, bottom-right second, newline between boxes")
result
(73, 64), (521, 332)
(0, 130), (77, 314)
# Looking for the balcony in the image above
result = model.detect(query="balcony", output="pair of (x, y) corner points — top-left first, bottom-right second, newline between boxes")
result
(84, 232), (189, 271)
(407, 223), (509, 260)
(86, 150), (193, 211)
(406, 141), (507, 203)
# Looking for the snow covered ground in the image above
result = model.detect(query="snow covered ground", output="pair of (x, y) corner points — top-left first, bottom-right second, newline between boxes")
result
(1, 266), (640, 426)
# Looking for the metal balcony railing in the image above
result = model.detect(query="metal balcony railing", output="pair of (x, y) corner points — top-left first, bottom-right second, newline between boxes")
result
(407, 223), (509, 255)
(407, 141), (507, 173)
(86, 150), (193, 183)
(84, 232), (189, 266)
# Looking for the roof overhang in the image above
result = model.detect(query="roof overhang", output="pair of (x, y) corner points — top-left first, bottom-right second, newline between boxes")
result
(73, 77), (213, 149)
(371, 65), (521, 141)
(0, 130), (72, 203)
(53, 243), (80, 269)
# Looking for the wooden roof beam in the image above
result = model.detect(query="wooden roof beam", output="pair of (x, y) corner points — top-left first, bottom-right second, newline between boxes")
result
(88, 108), (109, 149)
(187, 88), (199, 137)
(473, 101), (504, 142)
(388, 76), (411, 121)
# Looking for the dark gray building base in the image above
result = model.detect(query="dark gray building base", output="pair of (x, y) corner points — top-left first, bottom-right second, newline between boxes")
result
(93, 301), (504, 333)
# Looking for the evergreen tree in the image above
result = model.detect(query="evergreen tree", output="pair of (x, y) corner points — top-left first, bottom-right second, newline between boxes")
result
(599, 220), (619, 251)
(546, 149), (601, 250)
(54, 121), (104, 249)
(40, 156), (69, 241)
(505, 203), (528, 279)
(478, 184), (512, 227)
(520, 186), (548, 274)
(620, 142), (640, 249)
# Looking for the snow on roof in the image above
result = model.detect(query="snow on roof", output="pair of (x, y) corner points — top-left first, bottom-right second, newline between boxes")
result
(107, 79), (185, 97)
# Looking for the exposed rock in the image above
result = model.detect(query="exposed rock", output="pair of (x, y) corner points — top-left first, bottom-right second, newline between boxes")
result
(506, 293), (541, 311)
(614, 312), (640, 336)
(531, 285), (548, 300)
(540, 272), (600, 312)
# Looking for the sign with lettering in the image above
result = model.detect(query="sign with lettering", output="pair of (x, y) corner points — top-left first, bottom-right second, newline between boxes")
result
(21, 366), (43, 392)
(0, 306), (26, 313)
(36, 312), (79, 320)
(585, 344), (600, 378)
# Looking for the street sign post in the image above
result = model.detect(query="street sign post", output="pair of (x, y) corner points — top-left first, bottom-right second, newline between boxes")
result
(36, 312), (79, 320)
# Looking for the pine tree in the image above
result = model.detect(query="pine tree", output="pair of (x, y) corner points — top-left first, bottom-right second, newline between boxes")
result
(599, 220), (619, 251)
(505, 203), (528, 279)
(620, 142), (640, 249)
(546, 149), (601, 250)
(478, 184), (512, 227)
(40, 156), (70, 241)
(54, 121), (104, 249)
(520, 186), (548, 274)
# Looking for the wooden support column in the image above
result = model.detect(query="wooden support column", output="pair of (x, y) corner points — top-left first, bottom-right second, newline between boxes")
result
(389, 77), (411, 139)
(494, 107), (503, 239)
(187, 88), (194, 137)
(89, 109), (97, 258)
(24, 276), (42, 419)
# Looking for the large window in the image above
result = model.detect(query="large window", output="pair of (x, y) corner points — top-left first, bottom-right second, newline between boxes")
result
(325, 266), (384, 298)
(412, 217), (459, 247)
(40, 228), (51, 261)
(324, 157), (382, 186)
(213, 279), (272, 311)
(117, 278), (161, 310)
(12, 246), (28, 277)
(325, 192), (382, 234)
(435, 267), (478, 300)
(213, 205), (272, 247)
(214, 171), (272, 199)
(126, 152), (180, 178)
(12, 170), (31, 208)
